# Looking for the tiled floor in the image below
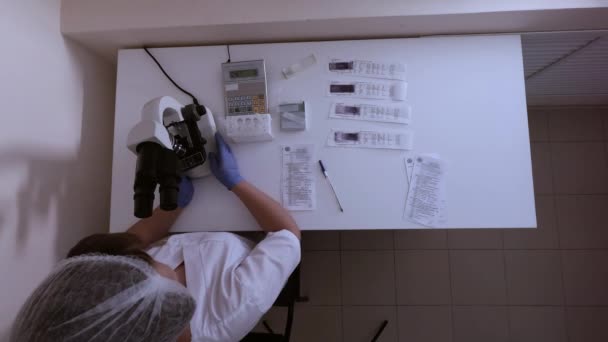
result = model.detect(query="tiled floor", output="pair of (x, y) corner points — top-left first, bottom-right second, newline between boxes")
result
(255, 107), (608, 342)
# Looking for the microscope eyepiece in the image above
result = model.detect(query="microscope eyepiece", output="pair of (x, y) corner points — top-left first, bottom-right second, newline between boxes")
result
(158, 151), (179, 211)
(133, 142), (162, 218)
(133, 142), (179, 218)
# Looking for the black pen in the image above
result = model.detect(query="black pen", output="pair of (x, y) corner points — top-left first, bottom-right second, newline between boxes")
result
(318, 160), (344, 212)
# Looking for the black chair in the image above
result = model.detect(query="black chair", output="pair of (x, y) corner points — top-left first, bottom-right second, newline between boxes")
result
(241, 266), (304, 342)
(240, 266), (389, 342)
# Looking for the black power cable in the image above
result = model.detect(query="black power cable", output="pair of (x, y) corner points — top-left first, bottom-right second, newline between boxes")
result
(143, 47), (200, 105)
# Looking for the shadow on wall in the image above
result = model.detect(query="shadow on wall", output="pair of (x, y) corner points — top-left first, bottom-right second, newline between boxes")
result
(0, 37), (116, 261)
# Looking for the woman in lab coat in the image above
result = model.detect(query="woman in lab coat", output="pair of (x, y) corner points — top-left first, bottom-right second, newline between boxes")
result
(11, 132), (301, 342)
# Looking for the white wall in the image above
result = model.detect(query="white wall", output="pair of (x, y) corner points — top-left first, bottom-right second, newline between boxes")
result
(61, 0), (605, 31)
(61, 0), (608, 62)
(0, 0), (116, 338)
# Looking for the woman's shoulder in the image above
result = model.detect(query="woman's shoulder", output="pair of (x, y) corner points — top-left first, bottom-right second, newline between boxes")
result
(167, 232), (252, 246)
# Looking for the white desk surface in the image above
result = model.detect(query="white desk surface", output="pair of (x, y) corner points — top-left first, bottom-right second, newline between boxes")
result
(110, 36), (536, 232)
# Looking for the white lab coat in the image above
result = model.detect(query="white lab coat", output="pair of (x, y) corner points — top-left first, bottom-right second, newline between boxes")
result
(146, 230), (301, 342)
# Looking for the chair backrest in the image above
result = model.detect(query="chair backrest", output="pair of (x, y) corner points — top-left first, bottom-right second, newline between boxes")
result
(273, 265), (301, 307)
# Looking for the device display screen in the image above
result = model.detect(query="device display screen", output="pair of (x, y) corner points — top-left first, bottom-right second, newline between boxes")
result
(230, 69), (258, 78)
(336, 104), (360, 115)
(329, 62), (354, 70)
(330, 84), (355, 93)
(335, 132), (360, 142)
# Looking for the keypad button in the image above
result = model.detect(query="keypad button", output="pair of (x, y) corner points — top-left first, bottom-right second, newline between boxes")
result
(227, 93), (267, 114)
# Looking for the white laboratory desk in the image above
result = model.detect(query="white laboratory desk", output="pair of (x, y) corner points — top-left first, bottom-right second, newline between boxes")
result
(110, 36), (536, 232)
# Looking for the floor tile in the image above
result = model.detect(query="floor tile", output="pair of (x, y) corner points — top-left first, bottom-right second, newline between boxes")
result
(530, 143), (554, 195)
(395, 250), (451, 305)
(555, 195), (608, 249)
(509, 306), (567, 342)
(290, 305), (342, 342)
(548, 108), (605, 141)
(251, 306), (287, 333)
(447, 229), (503, 249)
(301, 251), (341, 305)
(452, 306), (509, 342)
(561, 250), (608, 305)
(341, 251), (396, 305)
(504, 196), (559, 249)
(397, 306), (452, 342)
(340, 230), (394, 250)
(528, 109), (549, 142)
(301, 231), (340, 251)
(566, 307), (608, 342)
(395, 229), (448, 249)
(342, 306), (397, 342)
(551, 142), (608, 194)
(450, 250), (507, 305)
(505, 251), (564, 305)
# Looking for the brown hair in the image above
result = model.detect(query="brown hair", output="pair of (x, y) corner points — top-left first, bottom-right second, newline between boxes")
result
(67, 233), (153, 264)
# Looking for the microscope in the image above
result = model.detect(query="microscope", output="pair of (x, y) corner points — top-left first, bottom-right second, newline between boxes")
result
(126, 96), (217, 218)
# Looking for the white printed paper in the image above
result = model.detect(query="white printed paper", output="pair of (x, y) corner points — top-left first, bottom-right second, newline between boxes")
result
(328, 81), (407, 101)
(404, 154), (440, 185)
(282, 144), (316, 211)
(327, 129), (413, 150)
(328, 59), (406, 80)
(405, 157), (415, 185)
(330, 102), (411, 124)
(404, 154), (446, 224)
(404, 156), (447, 227)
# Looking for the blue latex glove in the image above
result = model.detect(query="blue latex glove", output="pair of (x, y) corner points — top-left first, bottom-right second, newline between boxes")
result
(208, 132), (243, 190)
(177, 176), (194, 208)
